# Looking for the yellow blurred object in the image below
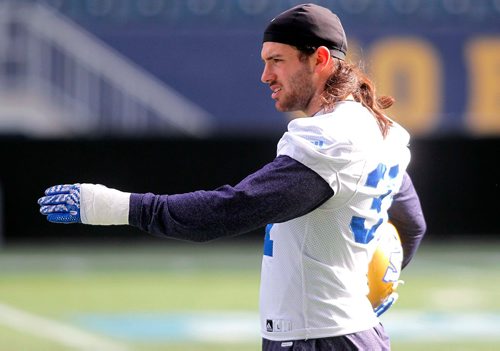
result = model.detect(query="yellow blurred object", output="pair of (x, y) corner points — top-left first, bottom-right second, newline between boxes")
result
(367, 222), (404, 308)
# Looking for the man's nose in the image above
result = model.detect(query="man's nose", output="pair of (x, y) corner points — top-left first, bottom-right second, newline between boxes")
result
(261, 64), (275, 84)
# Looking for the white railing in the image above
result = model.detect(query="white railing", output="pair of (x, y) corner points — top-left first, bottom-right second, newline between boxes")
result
(0, 2), (214, 137)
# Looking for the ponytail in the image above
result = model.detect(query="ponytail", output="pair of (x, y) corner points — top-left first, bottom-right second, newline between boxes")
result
(321, 60), (394, 138)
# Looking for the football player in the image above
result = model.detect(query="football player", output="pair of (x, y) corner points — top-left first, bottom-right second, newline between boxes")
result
(38, 4), (426, 350)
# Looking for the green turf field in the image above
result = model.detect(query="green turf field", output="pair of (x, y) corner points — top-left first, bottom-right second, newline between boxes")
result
(0, 240), (499, 351)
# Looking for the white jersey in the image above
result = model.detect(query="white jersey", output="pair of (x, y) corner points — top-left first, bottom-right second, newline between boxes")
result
(260, 101), (411, 341)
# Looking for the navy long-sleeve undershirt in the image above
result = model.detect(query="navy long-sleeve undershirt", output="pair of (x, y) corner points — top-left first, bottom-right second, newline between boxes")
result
(388, 173), (427, 268)
(129, 155), (333, 241)
(129, 155), (426, 267)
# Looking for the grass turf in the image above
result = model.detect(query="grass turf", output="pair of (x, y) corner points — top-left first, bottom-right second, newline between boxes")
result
(0, 240), (499, 350)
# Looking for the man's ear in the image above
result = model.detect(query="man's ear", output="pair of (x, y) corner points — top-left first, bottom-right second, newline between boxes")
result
(315, 46), (332, 73)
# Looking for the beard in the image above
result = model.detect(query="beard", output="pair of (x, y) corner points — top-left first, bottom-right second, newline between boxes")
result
(275, 64), (316, 113)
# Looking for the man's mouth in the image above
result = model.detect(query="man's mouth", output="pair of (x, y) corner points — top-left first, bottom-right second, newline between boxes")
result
(271, 86), (282, 99)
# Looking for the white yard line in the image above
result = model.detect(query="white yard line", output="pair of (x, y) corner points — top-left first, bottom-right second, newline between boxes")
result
(0, 302), (129, 351)
(382, 311), (500, 341)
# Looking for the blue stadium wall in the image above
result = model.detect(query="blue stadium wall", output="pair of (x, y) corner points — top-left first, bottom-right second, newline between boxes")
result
(13, 0), (500, 137)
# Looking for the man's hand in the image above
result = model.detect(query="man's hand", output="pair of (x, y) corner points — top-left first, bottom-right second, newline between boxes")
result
(38, 183), (130, 225)
(374, 292), (398, 317)
(38, 184), (82, 224)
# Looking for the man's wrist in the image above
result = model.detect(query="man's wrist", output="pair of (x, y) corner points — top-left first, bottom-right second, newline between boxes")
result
(80, 184), (131, 225)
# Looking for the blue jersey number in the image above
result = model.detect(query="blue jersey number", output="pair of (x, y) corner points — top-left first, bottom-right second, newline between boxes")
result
(350, 164), (399, 244)
(263, 224), (274, 257)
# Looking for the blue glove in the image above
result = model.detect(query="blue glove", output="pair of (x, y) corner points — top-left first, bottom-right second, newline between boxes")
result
(38, 184), (81, 224)
(374, 292), (398, 317)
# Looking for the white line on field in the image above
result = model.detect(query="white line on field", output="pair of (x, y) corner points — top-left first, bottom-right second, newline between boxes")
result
(0, 302), (129, 351)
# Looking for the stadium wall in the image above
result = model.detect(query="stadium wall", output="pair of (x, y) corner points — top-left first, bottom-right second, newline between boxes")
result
(0, 137), (498, 246)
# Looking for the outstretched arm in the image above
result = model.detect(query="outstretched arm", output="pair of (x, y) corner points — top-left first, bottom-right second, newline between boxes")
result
(129, 155), (334, 241)
(38, 155), (334, 242)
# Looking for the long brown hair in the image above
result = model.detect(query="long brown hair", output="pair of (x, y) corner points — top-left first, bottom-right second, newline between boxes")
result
(299, 47), (394, 138)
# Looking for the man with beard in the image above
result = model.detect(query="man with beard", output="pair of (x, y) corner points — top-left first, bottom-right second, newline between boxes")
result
(38, 3), (426, 350)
